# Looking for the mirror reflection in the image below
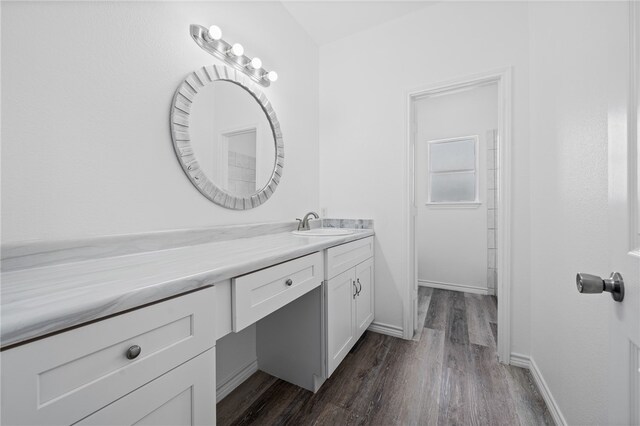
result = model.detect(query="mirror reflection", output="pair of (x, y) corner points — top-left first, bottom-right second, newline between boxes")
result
(190, 80), (275, 196)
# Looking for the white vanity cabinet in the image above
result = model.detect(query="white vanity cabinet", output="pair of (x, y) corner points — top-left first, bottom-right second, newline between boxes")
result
(354, 257), (374, 338)
(0, 287), (216, 426)
(325, 237), (375, 376)
(76, 349), (215, 426)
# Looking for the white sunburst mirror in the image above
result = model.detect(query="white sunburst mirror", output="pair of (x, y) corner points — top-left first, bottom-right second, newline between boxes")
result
(170, 64), (284, 210)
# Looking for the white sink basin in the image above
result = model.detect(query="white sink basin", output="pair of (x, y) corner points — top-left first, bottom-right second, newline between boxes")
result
(292, 228), (355, 237)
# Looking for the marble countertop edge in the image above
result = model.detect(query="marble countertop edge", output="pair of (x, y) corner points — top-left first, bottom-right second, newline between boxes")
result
(1, 229), (374, 348)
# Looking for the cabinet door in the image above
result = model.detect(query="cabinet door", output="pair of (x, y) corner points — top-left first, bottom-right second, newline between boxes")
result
(355, 257), (374, 339)
(1, 287), (215, 426)
(76, 349), (215, 426)
(326, 268), (356, 376)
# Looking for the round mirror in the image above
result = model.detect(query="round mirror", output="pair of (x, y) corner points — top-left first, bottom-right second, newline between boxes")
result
(170, 65), (283, 209)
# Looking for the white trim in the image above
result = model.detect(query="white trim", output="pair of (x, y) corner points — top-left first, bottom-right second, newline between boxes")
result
(529, 357), (569, 426)
(404, 67), (513, 366)
(496, 68), (513, 365)
(509, 352), (530, 369)
(219, 124), (260, 193)
(216, 359), (259, 403)
(425, 202), (481, 209)
(629, 0), (640, 255)
(509, 353), (568, 426)
(367, 321), (404, 338)
(418, 279), (488, 295)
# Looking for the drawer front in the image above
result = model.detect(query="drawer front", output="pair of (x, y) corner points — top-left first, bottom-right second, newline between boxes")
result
(76, 349), (215, 426)
(1, 287), (215, 426)
(326, 237), (374, 279)
(232, 252), (323, 332)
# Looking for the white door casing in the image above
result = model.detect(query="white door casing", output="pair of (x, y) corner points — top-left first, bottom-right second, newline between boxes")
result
(405, 68), (512, 364)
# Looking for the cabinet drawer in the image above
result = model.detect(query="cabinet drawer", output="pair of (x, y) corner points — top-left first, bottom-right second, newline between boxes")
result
(233, 252), (323, 332)
(1, 287), (215, 426)
(76, 349), (215, 426)
(326, 236), (374, 279)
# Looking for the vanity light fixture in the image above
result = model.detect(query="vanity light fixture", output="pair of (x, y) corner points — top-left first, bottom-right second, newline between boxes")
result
(227, 43), (244, 57)
(248, 57), (262, 70)
(208, 25), (222, 41)
(266, 71), (278, 82)
(189, 24), (278, 87)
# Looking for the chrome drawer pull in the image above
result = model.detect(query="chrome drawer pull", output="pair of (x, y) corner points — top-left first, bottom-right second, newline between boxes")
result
(285, 279), (293, 286)
(126, 345), (142, 360)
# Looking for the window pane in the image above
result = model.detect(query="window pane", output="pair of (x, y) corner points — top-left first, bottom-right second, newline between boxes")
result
(430, 139), (476, 172)
(430, 172), (476, 202)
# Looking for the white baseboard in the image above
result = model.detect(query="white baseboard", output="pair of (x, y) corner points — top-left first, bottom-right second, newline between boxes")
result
(216, 359), (259, 403)
(529, 357), (568, 426)
(418, 279), (489, 295)
(509, 352), (530, 369)
(510, 352), (567, 426)
(367, 321), (404, 338)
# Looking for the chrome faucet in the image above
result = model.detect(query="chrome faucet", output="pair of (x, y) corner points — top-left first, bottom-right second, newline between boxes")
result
(296, 212), (319, 231)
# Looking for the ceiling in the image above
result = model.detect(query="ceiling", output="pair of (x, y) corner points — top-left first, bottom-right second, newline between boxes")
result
(281, 1), (439, 46)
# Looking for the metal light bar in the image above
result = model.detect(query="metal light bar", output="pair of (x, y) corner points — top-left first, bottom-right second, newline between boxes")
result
(189, 24), (278, 88)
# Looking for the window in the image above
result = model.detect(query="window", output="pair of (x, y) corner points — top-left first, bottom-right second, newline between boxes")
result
(427, 136), (479, 205)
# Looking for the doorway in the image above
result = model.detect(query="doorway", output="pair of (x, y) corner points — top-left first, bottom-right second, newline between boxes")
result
(220, 127), (258, 196)
(404, 69), (512, 363)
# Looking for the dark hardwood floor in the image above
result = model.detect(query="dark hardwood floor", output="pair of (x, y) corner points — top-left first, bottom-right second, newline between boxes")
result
(217, 288), (553, 425)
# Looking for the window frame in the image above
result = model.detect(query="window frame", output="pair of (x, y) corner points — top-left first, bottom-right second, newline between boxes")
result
(425, 135), (480, 207)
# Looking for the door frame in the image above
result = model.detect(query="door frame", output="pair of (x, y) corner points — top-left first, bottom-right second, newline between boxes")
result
(629, 0), (640, 259)
(403, 67), (513, 364)
(217, 124), (259, 191)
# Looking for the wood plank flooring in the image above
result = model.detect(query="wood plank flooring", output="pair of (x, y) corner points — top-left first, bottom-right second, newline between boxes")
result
(217, 288), (553, 425)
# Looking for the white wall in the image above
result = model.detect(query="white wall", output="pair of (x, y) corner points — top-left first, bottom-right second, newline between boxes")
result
(1, 0), (318, 396)
(321, 1), (625, 423)
(1, 1), (319, 243)
(528, 2), (628, 424)
(415, 84), (498, 291)
(319, 1), (531, 354)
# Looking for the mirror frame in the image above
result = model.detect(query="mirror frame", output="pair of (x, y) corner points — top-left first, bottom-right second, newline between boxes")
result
(170, 64), (284, 210)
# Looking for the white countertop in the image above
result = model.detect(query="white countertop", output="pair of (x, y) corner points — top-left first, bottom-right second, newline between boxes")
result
(1, 230), (373, 348)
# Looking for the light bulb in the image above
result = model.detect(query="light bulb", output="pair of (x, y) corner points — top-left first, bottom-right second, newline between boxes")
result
(228, 43), (244, 57)
(208, 25), (222, 40)
(249, 57), (262, 70)
(267, 71), (278, 82)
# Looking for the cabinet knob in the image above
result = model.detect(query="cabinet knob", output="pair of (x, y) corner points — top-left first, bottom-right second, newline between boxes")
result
(285, 278), (293, 286)
(126, 345), (142, 360)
